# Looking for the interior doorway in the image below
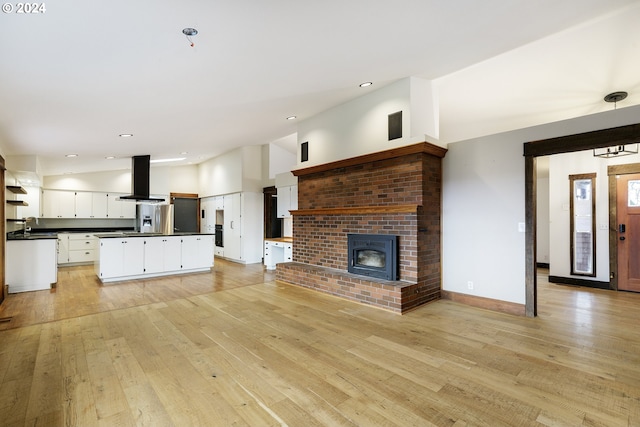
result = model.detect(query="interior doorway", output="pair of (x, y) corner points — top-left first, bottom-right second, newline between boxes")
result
(524, 123), (640, 317)
(171, 193), (199, 233)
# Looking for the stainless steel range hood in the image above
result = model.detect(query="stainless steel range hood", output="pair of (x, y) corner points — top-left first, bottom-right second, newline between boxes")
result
(118, 155), (165, 203)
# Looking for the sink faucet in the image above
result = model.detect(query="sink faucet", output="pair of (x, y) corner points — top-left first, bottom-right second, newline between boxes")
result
(23, 217), (38, 234)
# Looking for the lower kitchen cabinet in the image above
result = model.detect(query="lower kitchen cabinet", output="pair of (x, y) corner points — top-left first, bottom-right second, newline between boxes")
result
(7, 239), (58, 293)
(58, 233), (98, 265)
(264, 239), (293, 270)
(143, 236), (182, 274)
(96, 234), (214, 283)
(95, 238), (145, 280)
(181, 235), (214, 270)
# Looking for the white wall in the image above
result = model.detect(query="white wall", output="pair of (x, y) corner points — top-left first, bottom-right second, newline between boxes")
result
(268, 141), (296, 179)
(443, 133), (526, 304)
(442, 104), (640, 304)
(168, 165), (199, 194)
(42, 164), (201, 196)
(198, 149), (244, 197)
(296, 77), (440, 168)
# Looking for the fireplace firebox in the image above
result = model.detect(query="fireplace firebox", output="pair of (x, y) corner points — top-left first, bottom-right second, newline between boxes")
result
(347, 234), (398, 281)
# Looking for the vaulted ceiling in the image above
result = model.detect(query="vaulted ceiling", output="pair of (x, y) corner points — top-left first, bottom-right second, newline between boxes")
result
(1, 0), (639, 176)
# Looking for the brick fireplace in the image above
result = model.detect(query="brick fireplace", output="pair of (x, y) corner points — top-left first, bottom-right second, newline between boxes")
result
(275, 142), (446, 313)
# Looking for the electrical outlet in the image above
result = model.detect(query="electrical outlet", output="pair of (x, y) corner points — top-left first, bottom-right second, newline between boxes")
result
(467, 281), (474, 290)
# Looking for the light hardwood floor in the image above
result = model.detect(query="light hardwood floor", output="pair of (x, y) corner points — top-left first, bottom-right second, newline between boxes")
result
(1, 264), (639, 426)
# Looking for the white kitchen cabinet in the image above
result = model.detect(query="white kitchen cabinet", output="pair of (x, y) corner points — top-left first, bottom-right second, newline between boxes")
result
(42, 189), (76, 218)
(214, 195), (224, 210)
(264, 239), (293, 270)
(144, 236), (182, 274)
(57, 233), (69, 264)
(221, 192), (263, 264)
(96, 238), (145, 280)
(107, 193), (137, 219)
(96, 234), (213, 283)
(67, 233), (98, 264)
(75, 192), (108, 219)
(277, 185), (298, 218)
(200, 197), (215, 234)
(223, 193), (242, 261)
(7, 239), (58, 293)
(181, 235), (214, 270)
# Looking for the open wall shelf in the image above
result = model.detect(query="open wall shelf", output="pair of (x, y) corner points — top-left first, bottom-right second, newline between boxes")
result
(6, 185), (27, 194)
(6, 200), (28, 206)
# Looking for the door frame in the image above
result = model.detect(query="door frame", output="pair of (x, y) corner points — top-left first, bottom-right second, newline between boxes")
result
(524, 123), (640, 317)
(170, 192), (199, 232)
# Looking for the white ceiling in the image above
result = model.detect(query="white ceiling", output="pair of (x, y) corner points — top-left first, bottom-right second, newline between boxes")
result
(1, 0), (639, 177)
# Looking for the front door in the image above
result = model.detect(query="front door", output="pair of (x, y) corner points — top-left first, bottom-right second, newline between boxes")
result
(616, 173), (640, 292)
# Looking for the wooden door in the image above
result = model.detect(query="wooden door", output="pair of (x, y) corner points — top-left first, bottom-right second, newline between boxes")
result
(616, 173), (640, 292)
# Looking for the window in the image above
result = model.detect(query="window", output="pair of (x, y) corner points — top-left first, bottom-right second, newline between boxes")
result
(569, 173), (596, 276)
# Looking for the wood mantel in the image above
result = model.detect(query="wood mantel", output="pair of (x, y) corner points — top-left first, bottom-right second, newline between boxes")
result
(292, 141), (447, 177)
(291, 205), (420, 216)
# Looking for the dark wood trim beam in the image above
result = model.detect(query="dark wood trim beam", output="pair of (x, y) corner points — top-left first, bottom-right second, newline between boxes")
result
(292, 142), (447, 177)
(291, 205), (420, 216)
(525, 155), (537, 317)
(170, 192), (199, 199)
(524, 123), (640, 157)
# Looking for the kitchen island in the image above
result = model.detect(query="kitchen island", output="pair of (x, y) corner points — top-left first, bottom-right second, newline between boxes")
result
(6, 235), (58, 293)
(94, 232), (215, 283)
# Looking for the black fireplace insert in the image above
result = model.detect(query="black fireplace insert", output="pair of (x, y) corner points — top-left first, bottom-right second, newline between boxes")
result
(347, 234), (398, 280)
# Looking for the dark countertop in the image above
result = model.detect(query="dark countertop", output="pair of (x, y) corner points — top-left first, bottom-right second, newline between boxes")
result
(7, 234), (58, 241)
(94, 232), (214, 239)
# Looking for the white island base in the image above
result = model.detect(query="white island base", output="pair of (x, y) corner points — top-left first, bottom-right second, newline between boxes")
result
(95, 234), (214, 283)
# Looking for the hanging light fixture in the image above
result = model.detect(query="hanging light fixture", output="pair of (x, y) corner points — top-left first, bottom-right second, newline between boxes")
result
(593, 144), (638, 158)
(593, 91), (637, 158)
(182, 28), (198, 47)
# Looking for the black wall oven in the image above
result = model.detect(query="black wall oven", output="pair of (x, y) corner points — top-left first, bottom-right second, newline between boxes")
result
(215, 224), (223, 247)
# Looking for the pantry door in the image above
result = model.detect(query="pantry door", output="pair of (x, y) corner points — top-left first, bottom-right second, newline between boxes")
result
(616, 173), (640, 292)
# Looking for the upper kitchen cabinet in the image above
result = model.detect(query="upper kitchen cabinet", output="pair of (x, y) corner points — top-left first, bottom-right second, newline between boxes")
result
(277, 185), (298, 218)
(75, 191), (108, 219)
(106, 193), (136, 219)
(41, 189), (76, 218)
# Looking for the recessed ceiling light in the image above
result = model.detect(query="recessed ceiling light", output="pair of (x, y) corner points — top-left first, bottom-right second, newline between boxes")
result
(119, 133), (133, 138)
(180, 151), (188, 155)
(65, 154), (78, 158)
(359, 82), (373, 88)
(105, 156), (116, 160)
(286, 116), (297, 120)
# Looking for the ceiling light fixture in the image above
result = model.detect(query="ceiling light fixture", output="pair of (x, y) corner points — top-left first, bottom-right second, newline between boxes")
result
(593, 144), (638, 158)
(359, 82), (373, 88)
(183, 28), (198, 47)
(119, 133), (133, 138)
(105, 156), (116, 160)
(286, 116), (297, 120)
(594, 91), (635, 158)
(150, 157), (186, 164)
(65, 154), (78, 158)
(604, 91), (627, 109)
